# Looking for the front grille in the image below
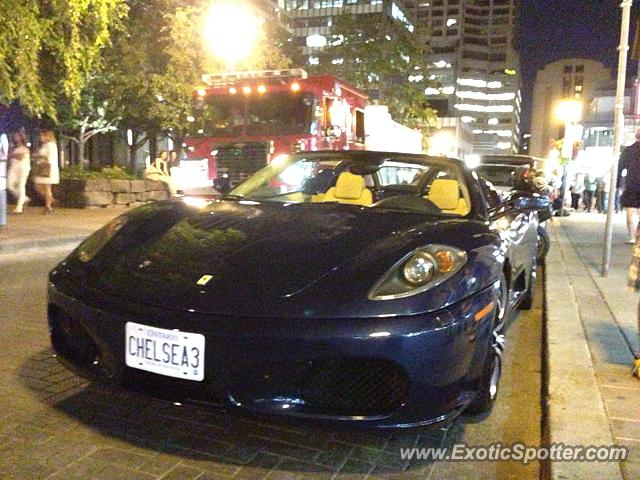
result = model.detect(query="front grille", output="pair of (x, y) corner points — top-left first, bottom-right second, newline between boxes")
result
(301, 358), (409, 417)
(232, 358), (409, 418)
(122, 369), (226, 407)
(48, 305), (108, 377)
(214, 141), (269, 184)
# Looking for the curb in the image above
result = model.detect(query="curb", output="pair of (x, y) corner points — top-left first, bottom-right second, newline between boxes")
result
(544, 220), (623, 480)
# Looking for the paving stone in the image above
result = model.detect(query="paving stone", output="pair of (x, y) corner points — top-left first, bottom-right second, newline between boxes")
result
(49, 457), (157, 480)
(233, 452), (280, 480)
(158, 464), (204, 480)
(89, 446), (154, 470)
(139, 451), (183, 476)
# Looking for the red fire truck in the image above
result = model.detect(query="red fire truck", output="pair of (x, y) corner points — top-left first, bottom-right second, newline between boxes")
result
(184, 69), (368, 187)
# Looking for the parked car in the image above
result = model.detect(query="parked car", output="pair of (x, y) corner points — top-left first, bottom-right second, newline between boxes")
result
(473, 163), (519, 193)
(48, 151), (548, 429)
(475, 154), (551, 264)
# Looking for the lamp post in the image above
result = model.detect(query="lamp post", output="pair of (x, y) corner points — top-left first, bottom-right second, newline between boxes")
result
(203, 1), (263, 69)
(555, 99), (583, 217)
(603, 0), (633, 277)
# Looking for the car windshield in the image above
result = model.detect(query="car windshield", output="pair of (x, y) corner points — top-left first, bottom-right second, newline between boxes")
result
(201, 92), (314, 137)
(474, 165), (516, 189)
(227, 154), (472, 217)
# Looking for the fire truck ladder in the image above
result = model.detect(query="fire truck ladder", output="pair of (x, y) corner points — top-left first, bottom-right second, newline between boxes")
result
(201, 69), (308, 86)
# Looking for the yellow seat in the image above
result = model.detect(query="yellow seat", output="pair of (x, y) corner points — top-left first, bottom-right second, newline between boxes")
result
(322, 172), (373, 206)
(427, 178), (469, 215)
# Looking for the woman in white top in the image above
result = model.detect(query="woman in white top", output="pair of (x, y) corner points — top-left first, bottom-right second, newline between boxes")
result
(7, 131), (31, 213)
(32, 130), (59, 214)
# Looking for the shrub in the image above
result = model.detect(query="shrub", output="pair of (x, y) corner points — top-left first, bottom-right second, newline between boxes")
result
(61, 165), (137, 180)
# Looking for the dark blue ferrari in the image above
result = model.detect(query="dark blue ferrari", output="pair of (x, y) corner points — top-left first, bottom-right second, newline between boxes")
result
(48, 151), (549, 429)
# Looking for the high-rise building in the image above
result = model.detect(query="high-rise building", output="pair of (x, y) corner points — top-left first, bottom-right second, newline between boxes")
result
(530, 59), (612, 159)
(278, 0), (416, 66)
(277, 0), (521, 155)
(410, 0), (521, 155)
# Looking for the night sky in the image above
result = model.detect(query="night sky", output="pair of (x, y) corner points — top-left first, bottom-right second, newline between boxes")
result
(519, 0), (639, 132)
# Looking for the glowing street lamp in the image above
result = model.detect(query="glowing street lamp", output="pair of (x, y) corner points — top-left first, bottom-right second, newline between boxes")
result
(203, 2), (263, 68)
(555, 99), (583, 126)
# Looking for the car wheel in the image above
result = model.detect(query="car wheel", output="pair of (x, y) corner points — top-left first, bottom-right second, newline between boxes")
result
(518, 256), (536, 310)
(536, 224), (550, 265)
(467, 275), (506, 414)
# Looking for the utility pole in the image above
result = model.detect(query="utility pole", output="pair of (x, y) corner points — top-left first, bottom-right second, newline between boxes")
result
(603, 0), (633, 276)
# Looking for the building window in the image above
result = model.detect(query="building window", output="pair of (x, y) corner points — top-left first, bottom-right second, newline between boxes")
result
(564, 65), (573, 73)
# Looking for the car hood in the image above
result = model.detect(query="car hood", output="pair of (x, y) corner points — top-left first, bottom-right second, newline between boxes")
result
(89, 200), (461, 316)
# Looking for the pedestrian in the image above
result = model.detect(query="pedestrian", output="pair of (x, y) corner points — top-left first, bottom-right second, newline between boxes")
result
(595, 176), (607, 213)
(169, 150), (181, 170)
(569, 174), (584, 210)
(619, 129), (640, 243)
(32, 130), (59, 214)
(583, 174), (596, 212)
(6, 130), (30, 213)
(144, 150), (178, 196)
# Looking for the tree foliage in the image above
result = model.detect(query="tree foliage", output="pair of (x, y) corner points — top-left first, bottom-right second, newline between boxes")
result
(313, 14), (437, 134)
(0, 0), (127, 118)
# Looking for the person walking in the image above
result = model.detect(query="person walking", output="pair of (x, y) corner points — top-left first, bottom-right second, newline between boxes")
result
(583, 174), (596, 212)
(619, 130), (640, 243)
(595, 176), (607, 213)
(569, 174), (584, 210)
(6, 130), (30, 213)
(32, 130), (59, 214)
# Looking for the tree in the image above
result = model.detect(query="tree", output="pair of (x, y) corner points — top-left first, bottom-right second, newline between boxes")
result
(58, 75), (120, 167)
(105, 0), (173, 167)
(0, 0), (127, 119)
(312, 14), (438, 138)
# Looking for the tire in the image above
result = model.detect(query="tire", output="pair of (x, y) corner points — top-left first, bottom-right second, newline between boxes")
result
(536, 224), (550, 265)
(518, 256), (536, 310)
(467, 274), (506, 414)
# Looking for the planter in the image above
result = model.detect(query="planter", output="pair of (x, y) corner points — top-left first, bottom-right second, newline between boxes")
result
(57, 178), (170, 208)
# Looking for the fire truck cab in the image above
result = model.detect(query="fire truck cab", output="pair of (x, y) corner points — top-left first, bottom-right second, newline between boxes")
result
(183, 69), (368, 188)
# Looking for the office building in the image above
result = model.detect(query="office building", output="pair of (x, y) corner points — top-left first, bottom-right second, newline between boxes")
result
(412, 0), (521, 154)
(530, 58), (612, 159)
(277, 0), (521, 155)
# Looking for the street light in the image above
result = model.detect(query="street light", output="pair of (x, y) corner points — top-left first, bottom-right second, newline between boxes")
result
(555, 99), (583, 126)
(203, 2), (263, 68)
(555, 99), (583, 216)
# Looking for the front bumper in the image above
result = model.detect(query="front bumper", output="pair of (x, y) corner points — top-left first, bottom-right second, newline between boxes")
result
(48, 280), (497, 429)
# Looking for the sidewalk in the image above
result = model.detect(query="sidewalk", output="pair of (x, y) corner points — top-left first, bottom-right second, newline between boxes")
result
(546, 212), (640, 480)
(0, 206), (127, 255)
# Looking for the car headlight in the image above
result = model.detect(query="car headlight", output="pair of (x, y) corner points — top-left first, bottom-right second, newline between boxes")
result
(77, 215), (129, 262)
(369, 245), (467, 300)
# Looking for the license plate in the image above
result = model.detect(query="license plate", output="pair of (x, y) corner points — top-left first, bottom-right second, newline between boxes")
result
(125, 322), (205, 381)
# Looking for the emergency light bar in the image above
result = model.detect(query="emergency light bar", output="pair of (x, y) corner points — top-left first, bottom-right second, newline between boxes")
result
(202, 69), (308, 86)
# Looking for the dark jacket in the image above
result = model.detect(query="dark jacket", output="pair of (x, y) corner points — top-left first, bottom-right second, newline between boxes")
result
(619, 141), (640, 192)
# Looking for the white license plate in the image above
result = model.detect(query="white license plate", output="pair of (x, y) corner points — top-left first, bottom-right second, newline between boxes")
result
(125, 322), (205, 381)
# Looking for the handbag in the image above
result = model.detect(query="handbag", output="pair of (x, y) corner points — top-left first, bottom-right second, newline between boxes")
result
(33, 160), (51, 177)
